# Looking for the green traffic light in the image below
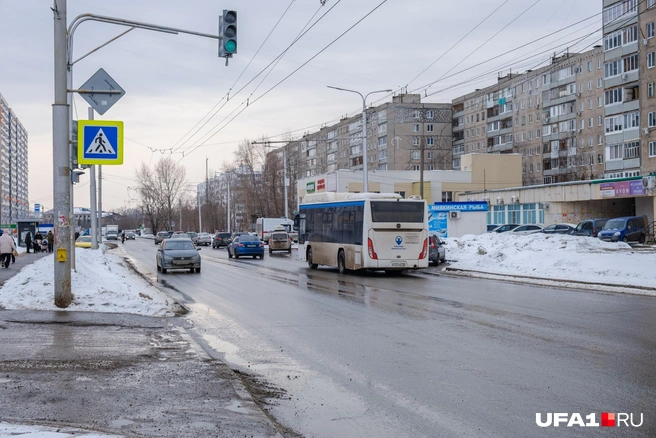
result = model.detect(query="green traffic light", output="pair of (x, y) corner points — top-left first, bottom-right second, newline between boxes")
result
(225, 40), (236, 53)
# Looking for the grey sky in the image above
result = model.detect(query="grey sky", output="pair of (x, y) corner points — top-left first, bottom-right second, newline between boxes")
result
(0, 0), (601, 212)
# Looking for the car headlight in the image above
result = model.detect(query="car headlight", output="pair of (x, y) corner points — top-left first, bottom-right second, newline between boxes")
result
(162, 255), (173, 262)
(613, 232), (620, 237)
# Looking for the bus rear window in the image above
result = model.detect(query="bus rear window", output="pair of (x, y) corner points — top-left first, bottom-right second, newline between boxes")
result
(370, 201), (424, 223)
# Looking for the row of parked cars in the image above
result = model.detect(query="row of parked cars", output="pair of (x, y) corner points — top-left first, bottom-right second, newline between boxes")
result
(489, 215), (649, 243)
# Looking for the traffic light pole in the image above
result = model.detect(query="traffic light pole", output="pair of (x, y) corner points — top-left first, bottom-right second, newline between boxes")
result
(52, 8), (233, 308)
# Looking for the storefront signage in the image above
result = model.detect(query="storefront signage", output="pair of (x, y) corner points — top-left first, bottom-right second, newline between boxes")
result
(599, 180), (645, 198)
(306, 181), (315, 193)
(430, 201), (489, 212)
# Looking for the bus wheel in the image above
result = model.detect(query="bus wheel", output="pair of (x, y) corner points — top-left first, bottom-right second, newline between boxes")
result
(338, 250), (346, 274)
(307, 248), (318, 269)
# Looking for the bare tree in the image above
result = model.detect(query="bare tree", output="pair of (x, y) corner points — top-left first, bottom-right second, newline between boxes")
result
(134, 157), (187, 232)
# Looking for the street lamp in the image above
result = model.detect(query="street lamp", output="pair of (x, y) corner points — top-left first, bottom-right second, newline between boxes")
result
(327, 86), (392, 193)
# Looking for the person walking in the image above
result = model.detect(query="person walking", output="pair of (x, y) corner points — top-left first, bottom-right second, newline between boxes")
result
(24, 231), (32, 254)
(34, 231), (43, 253)
(0, 229), (16, 268)
(46, 230), (54, 253)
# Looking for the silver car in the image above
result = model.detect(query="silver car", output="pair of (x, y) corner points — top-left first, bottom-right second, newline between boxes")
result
(156, 238), (201, 273)
(195, 232), (212, 246)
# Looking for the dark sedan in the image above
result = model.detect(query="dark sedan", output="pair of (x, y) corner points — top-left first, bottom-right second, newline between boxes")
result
(491, 224), (520, 233)
(155, 231), (172, 245)
(227, 234), (264, 259)
(156, 238), (201, 273)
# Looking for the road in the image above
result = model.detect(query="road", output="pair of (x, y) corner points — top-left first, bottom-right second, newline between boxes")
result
(123, 237), (656, 437)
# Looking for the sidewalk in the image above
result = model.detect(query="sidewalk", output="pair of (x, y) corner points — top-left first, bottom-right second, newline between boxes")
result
(0, 250), (50, 286)
(0, 254), (285, 437)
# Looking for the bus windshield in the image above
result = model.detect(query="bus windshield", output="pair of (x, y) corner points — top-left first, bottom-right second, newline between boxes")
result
(370, 201), (424, 223)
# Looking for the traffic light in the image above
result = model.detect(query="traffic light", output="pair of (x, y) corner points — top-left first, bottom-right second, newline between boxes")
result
(219, 9), (237, 57)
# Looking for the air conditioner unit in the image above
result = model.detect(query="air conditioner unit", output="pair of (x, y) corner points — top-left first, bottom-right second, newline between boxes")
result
(449, 211), (461, 219)
(575, 92), (581, 97)
(643, 128), (650, 135)
(536, 103), (540, 109)
(643, 39), (649, 46)
(496, 197), (504, 205)
(643, 176), (655, 189)
(511, 195), (519, 204)
(576, 112), (581, 116)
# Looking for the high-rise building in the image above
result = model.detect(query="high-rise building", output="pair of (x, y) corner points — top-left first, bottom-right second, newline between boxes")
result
(280, 94), (452, 182)
(0, 93), (29, 224)
(451, 47), (607, 186)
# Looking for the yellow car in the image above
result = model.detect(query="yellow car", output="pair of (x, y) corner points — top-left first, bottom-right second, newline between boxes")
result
(75, 235), (92, 248)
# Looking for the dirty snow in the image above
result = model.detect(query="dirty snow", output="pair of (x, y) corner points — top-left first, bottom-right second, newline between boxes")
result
(0, 244), (176, 316)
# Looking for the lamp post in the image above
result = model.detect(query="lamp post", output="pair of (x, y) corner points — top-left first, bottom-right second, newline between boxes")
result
(327, 86), (392, 193)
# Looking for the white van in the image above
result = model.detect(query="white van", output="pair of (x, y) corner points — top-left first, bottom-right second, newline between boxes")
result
(255, 217), (294, 244)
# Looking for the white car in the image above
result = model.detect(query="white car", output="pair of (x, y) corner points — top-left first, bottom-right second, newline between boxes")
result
(509, 225), (543, 235)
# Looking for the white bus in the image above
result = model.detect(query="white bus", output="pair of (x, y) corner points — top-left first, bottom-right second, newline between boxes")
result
(297, 192), (429, 273)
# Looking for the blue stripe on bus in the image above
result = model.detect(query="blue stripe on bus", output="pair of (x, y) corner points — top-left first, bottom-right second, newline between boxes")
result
(300, 201), (365, 209)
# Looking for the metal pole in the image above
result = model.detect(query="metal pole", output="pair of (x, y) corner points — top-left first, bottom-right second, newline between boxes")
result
(227, 179), (231, 234)
(179, 198), (182, 231)
(420, 137), (424, 199)
(283, 148), (289, 218)
(198, 191), (202, 232)
(361, 99), (368, 193)
(53, 0), (72, 307)
(67, 46), (76, 270)
(98, 165), (102, 242)
(89, 107), (98, 249)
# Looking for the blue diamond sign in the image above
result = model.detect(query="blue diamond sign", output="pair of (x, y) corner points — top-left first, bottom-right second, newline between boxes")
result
(77, 120), (124, 165)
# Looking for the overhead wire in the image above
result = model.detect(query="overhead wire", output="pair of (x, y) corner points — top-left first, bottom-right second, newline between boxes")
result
(169, 0), (342, 156)
(175, 0), (390, 162)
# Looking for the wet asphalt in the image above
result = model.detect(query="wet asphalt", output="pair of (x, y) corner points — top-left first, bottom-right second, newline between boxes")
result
(0, 252), (285, 437)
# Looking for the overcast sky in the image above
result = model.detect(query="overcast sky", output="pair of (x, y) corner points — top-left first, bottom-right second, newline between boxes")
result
(0, 0), (602, 213)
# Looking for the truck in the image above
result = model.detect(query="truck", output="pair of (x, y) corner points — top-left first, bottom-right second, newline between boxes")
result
(106, 224), (119, 240)
(255, 218), (295, 244)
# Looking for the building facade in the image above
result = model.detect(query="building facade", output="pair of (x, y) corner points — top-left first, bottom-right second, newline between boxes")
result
(0, 93), (29, 224)
(278, 94), (452, 183)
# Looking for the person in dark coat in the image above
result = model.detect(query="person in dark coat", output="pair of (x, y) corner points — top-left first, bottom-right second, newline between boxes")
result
(46, 231), (54, 253)
(24, 231), (32, 254)
(34, 231), (43, 253)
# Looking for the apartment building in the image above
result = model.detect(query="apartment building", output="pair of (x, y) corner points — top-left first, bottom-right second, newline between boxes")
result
(282, 94), (452, 184)
(451, 47), (607, 186)
(0, 93), (29, 224)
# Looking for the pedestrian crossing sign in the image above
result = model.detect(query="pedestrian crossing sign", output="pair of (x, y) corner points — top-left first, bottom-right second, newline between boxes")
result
(78, 120), (124, 165)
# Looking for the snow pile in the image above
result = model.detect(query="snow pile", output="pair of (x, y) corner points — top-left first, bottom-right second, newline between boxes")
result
(0, 245), (176, 316)
(444, 233), (656, 288)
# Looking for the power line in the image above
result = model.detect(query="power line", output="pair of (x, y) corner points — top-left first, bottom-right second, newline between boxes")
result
(176, 0), (389, 162)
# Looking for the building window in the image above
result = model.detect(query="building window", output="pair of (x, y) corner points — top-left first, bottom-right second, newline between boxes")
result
(589, 137), (594, 146)
(411, 151), (420, 160)
(427, 124), (434, 132)
(413, 124), (420, 132)
(536, 129), (541, 138)
(648, 22), (655, 38)
(649, 112), (656, 127)
(413, 137), (419, 145)
(426, 110), (433, 119)
(598, 115), (603, 126)
(426, 137), (434, 146)
(649, 52), (655, 69)
(442, 191), (453, 202)
(589, 117), (593, 128)
(650, 0), (656, 8)
(649, 82), (655, 98)
(598, 134), (603, 145)
(597, 78), (602, 88)
(412, 165), (420, 171)
(650, 141), (656, 157)
(598, 154), (604, 164)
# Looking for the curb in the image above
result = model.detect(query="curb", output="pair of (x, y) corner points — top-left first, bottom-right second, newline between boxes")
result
(442, 266), (656, 292)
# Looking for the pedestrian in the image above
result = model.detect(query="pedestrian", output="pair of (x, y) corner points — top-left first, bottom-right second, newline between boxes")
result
(24, 231), (32, 254)
(46, 230), (54, 253)
(0, 229), (16, 268)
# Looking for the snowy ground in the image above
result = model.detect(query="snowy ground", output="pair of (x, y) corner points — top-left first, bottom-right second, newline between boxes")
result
(0, 422), (120, 437)
(443, 232), (656, 295)
(0, 243), (176, 316)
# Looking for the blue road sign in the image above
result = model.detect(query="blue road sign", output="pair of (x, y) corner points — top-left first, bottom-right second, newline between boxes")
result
(78, 120), (124, 165)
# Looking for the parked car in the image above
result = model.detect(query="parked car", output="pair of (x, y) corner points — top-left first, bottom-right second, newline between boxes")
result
(487, 224), (500, 232)
(212, 232), (232, 248)
(156, 238), (201, 273)
(227, 234), (265, 259)
(75, 235), (92, 248)
(195, 232), (212, 246)
(155, 231), (172, 245)
(572, 218), (609, 237)
(428, 233), (446, 266)
(125, 231), (136, 240)
(268, 227), (292, 254)
(540, 223), (576, 235)
(598, 215), (648, 243)
(509, 224), (543, 235)
(491, 224), (520, 233)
